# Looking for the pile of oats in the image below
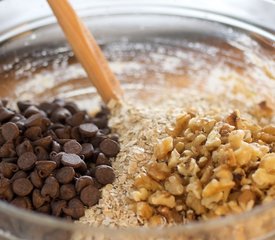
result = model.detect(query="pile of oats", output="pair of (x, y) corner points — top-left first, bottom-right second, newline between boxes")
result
(79, 98), (172, 227)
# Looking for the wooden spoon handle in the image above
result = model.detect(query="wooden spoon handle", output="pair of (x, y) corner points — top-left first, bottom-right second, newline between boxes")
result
(47, 0), (123, 103)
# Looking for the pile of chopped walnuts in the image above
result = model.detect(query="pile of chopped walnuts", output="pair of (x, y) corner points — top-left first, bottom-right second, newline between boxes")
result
(131, 110), (275, 225)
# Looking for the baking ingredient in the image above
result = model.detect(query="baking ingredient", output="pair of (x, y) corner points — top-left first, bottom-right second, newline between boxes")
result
(0, 99), (119, 220)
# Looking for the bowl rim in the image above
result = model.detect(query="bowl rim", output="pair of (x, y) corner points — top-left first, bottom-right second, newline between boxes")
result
(1, 198), (275, 236)
(1, 0), (275, 43)
(0, 1), (275, 237)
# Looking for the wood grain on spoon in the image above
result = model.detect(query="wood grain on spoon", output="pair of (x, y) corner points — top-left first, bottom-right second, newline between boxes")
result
(47, 0), (123, 103)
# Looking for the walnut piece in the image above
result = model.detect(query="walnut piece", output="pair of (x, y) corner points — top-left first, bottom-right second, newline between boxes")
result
(154, 137), (174, 160)
(147, 162), (171, 181)
(148, 190), (176, 208)
(136, 202), (153, 220)
(164, 174), (184, 195)
(134, 174), (163, 191)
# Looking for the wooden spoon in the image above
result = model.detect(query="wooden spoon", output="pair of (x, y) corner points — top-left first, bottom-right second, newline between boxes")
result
(47, 0), (123, 103)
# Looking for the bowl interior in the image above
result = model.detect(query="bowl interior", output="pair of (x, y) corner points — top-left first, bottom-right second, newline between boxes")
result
(0, 2), (275, 240)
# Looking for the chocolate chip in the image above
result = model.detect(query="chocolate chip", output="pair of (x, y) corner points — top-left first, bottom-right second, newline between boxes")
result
(109, 133), (119, 142)
(37, 203), (51, 214)
(15, 120), (26, 131)
(79, 123), (98, 138)
(0, 99), (8, 107)
(17, 100), (33, 113)
(0, 185), (14, 201)
(10, 115), (22, 123)
(38, 101), (55, 115)
(24, 126), (42, 141)
(80, 143), (94, 159)
(80, 185), (100, 207)
(66, 111), (85, 127)
(96, 105), (110, 116)
(95, 165), (115, 185)
(55, 167), (75, 184)
(12, 178), (33, 196)
(35, 161), (57, 178)
(77, 162), (87, 173)
(10, 170), (28, 182)
(17, 152), (37, 171)
(11, 197), (32, 210)
(64, 102), (80, 115)
(41, 176), (59, 198)
(89, 165), (98, 176)
(50, 152), (62, 168)
(0, 134), (5, 146)
(55, 127), (71, 139)
(99, 138), (120, 157)
(35, 146), (49, 160)
(75, 176), (94, 193)
(0, 181), (14, 202)
(33, 136), (53, 150)
(96, 153), (111, 166)
(61, 153), (86, 169)
(52, 141), (61, 153)
(59, 184), (76, 200)
(70, 127), (82, 142)
(63, 140), (82, 155)
(57, 139), (71, 145)
(100, 128), (110, 135)
(0, 162), (18, 178)
(90, 131), (107, 148)
(53, 98), (65, 107)
(51, 200), (66, 217)
(51, 108), (72, 123)
(0, 142), (16, 158)
(49, 123), (64, 130)
(32, 189), (47, 209)
(91, 117), (108, 129)
(0, 177), (10, 194)
(0, 107), (15, 122)
(16, 140), (33, 156)
(63, 198), (84, 219)
(1, 157), (17, 163)
(24, 113), (44, 128)
(1, 122), (19, 141)
(30, 170), (43, 188)
(24, 106), (43, 118)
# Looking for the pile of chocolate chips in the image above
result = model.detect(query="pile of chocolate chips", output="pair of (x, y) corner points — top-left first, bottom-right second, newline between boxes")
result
(0, 99), (120, 220)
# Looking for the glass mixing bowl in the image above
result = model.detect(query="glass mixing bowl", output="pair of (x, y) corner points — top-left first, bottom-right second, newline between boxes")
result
(0, 0), (275, 239)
